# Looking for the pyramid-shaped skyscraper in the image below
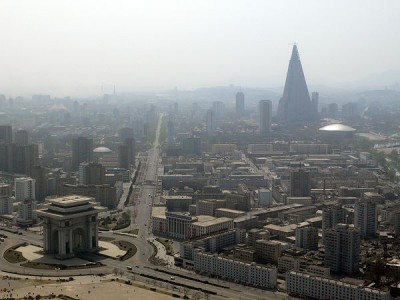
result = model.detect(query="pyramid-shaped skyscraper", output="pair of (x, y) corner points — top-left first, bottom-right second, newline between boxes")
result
(277, 45), (318, 123)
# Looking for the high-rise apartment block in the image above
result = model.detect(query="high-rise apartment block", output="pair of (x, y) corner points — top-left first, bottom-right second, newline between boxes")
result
(0, 125), (12, 144)
(0, 184), (12, 197)
(30, 165), (48, 202)
(295, 226), (318, 250)
(0, 196), (13, 215)
(79, 162), (105, 185)
(236, 92), (245, 116)
(17, 199), (37, 225)
(71, 137), (93, 171)
(118, 137), (135, 170)
(206, 109), (214, 132)
(322, 205), (346, 243)
(15, 177), (36, 201)
(354, 198), (377, 238)
(259, 100), (272, 134)
(15, 129), (29, 146)
(290, 168), (311, 197)
(324, 224), (360, 275)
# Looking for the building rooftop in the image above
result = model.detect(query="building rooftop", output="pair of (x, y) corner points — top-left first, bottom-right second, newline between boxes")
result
(47, 195), (94, 207)
(93, 146), (112, 153)
(215, 208), (245, 214)
(36, 195), (106, 220)
(319, 123), (356, 132)
(192, 217), (233, 227)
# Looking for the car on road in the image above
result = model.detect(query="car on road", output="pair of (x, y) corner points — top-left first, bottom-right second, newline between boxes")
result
(170, 276), (175, 280)
(126, 266), (132, 270)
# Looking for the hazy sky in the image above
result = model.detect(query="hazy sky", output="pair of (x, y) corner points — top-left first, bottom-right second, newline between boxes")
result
(0, 0), (399, 96)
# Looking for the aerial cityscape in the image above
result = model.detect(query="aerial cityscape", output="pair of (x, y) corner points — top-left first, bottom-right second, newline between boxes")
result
(1, 1), (400, 300)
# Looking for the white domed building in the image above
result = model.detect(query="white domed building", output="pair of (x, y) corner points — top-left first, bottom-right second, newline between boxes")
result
(93, 146), (118, 167)
(319, 123), (356, 139)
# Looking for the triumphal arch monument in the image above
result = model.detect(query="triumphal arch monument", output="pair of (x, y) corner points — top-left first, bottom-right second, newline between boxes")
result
(36, 195), (106, 259)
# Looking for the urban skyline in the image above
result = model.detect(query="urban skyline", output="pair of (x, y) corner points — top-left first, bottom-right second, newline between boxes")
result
(1, 2), (400, 300)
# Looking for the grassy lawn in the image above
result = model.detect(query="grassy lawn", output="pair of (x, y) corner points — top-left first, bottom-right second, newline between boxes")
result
(21, 261), (103, 270)
(4, 248), (27, 263)
(113, 240), (137, 261)
(155, 238), (174, 255)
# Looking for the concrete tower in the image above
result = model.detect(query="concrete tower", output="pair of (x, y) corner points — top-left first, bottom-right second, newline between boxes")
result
(236, 92), (245, 116)
(0, 125), (12, 144)
(15, 177), (36, 201)
(72, 137), (93, 171)
(354, 198), (377, 238)
(277, 45), (317, 123)
(290, 168), (311, 197)
(324, 224), (360, 275)
(259, 100), (272, 134)
(206, 109), (214, 132)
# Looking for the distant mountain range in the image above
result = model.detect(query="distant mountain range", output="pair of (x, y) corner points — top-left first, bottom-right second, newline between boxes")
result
(347, 69), (400, 89)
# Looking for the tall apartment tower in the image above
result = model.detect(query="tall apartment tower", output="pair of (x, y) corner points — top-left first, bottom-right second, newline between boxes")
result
(236, 92), (245, 116)
(71, 137), (93, 171)
(118, 138), (135, 170)
(212, 101), (224, 119)
(324, 224), (360, 275)
(354, 198), (377, 238)
(15, 129), (29, 146)
(12, 144), (39, 176)
(206, 109), (214, 132)
(0, 196), (13, 215)
(0, 184), (12, 197)
(259, 100), (272, 134)
(167, 117), (175, 144)
(30, 165), (48, 202)
(322, 205), (346, 243)
(290, 168), (311, 197)
(0, 125), (12, 144)
(277, 45), (317, 123)
(79, 162), (105, 185)
(15, 177), (36, 201)
(295, 226), (318, 250)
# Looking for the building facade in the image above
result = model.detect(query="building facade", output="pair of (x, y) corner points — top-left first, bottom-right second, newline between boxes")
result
(71, 137), (93, 171)
(194, 250), (277, 289)
(15, 177), (36, 201)
(324, 224), (360, 274)
(235, 92), (245, 116)
(355, 198), (377, 238)
(259, 100), (272, 134)
(286, 271), (391, 300)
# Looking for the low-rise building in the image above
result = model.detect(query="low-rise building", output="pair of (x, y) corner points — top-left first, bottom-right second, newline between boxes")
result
(234, 215), (258, 230)
(278, 256), (300, 273)
(196, 199), (226, 216)
(264, 224), (297, 240)
(286, 271), (391, 300)
(164, 195), (193, 212)
(189, 217), (234, 238)
(194, 250), (277, 289)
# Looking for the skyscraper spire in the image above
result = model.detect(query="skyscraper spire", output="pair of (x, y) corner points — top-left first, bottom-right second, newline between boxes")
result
(277, 45), (318, 123)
